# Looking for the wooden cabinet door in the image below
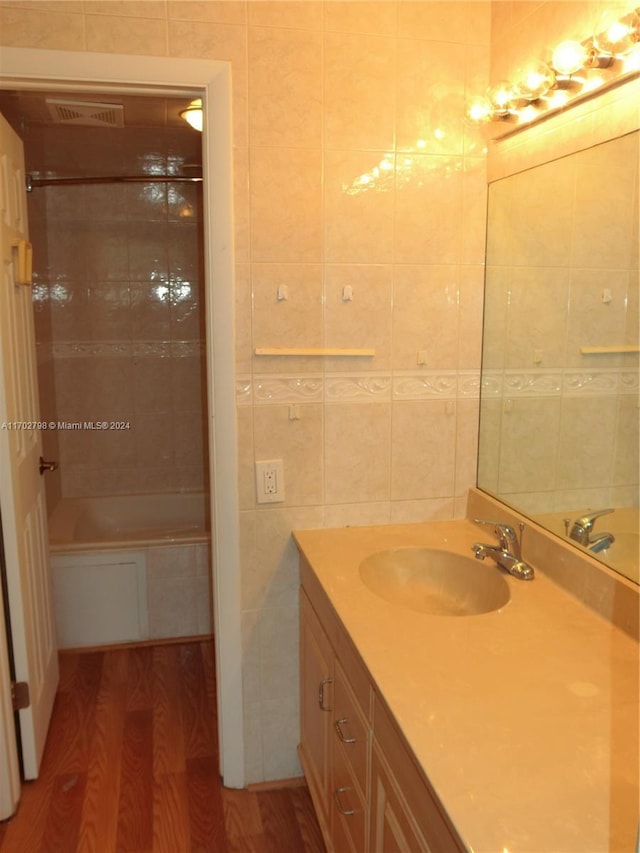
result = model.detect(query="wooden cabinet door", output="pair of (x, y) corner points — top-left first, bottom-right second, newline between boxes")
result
(299, 590), (334, 839)
(370, 742), (429, 853)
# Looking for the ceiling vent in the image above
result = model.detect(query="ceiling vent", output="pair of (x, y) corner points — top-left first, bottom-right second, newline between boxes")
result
(46, 98), (125, 128)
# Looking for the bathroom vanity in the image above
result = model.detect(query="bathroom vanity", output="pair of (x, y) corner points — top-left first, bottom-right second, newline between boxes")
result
(294, 497), (639, 852)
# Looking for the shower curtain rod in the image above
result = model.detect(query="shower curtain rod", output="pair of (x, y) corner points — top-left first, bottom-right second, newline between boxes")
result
(26, 174), (203, 191)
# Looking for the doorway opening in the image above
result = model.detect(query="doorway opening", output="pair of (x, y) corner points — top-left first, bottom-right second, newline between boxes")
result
(0, 50), (243, 792)
(0, 88), (213, 647)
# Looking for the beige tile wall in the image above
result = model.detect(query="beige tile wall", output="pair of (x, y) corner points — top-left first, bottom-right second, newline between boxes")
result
(26, 122), (207, 498)
(0, 0), (490, 783)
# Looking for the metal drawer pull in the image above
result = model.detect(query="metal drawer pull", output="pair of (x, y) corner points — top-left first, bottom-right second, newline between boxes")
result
(318, 677), (332, 712)
(333, 786), (355, 816)
(334, 717), (356, 744)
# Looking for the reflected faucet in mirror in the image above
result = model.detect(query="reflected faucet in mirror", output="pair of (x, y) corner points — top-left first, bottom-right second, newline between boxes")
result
(566, 509), (616, 554)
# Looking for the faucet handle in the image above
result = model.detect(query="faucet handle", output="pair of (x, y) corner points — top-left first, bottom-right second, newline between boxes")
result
(473, 518), (518, 552)
(575, 508), (614, 532)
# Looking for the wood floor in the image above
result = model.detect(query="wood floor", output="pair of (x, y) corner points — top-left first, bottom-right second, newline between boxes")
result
(0, 641), (324, 853)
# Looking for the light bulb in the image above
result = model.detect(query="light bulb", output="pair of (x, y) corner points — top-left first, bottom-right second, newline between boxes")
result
(180, 98), (203, 132)
(552, 40), (588, 76)
(466, 96), (493, 123)
(594, 11), (639, 57)
(514, 61), (556, 100)
(486, 81), (516, 116)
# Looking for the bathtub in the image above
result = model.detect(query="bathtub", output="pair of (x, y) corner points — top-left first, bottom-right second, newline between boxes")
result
(49, 492), (209, 550)
(48, 493), (212, 649)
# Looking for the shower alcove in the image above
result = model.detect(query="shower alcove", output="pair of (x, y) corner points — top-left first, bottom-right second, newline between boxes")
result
(0, 89), (212, 646)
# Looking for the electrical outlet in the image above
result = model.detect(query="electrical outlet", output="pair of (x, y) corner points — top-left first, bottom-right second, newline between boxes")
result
(255, 459), (285, 504)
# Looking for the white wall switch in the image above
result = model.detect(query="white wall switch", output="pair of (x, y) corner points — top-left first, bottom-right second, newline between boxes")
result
(255, 459), (285, 504)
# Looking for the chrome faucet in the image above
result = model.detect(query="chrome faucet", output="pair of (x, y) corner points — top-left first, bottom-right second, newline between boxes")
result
(567, 509), (615, 553)
(471, 519), (535, 580)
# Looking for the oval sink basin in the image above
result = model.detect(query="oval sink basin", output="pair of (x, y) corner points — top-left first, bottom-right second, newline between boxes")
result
(359, 547), (511, 616)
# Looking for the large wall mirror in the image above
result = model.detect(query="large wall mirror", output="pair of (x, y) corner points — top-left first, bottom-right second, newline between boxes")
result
(478, 130), (639, 586)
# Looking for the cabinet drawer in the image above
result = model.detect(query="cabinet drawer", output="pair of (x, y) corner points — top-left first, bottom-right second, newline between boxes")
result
(334, 661), (370, 800)
(332, 732), (367, 853)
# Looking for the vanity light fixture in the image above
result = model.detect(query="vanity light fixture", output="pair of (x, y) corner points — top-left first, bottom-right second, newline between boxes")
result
(551, 40), (589, 77)
(594, 9), (640, 57)
(180, 98), (203, 132)
(513, 60), (557, 100)
(486, 80), (517, 115)
(467, 6), (640, 135)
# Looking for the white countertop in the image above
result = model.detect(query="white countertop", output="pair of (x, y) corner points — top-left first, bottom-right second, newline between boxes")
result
(294, 519), (640, 853)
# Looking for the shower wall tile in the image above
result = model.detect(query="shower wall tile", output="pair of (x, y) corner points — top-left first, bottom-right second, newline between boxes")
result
(392, 265), (460, 371)
(324, 31), (395, 151)
(396, 0), (471, 42)
(0, 4), (85, 50)
(458, 265), (484, 370)
(505, 267), (570, 369)
(249, 147), (322, 263)
(324, 1), (395, 37)
(557, 396), (618, 491)
(462, 158), (488, 265)
(248, 26), (323, 149)
(253, 404), (323, 507)
(88, 2), (167, 19)
(497, 398), (562, 494)
(323, 149), (395, 264)
(130, 285), (171, 340)
(324, 402), (391, 504)
(125, 182), (169, 221)
(613, 394), (640, 487)
(247, 1), (323, 31)
(85, 13), (168, 56)
(394, 155), (464, 264)
(28, 122), (206, 498)
(251, 263), (322, 353)
(395, 38), (467, 155)
(233, 148), (250, 264)
(323, 264), (393, 372)
(234, 263), (252, 374)
(455, 398), (481, 499)
(391, 400), (457, 501)
(168, 1), (246, 26)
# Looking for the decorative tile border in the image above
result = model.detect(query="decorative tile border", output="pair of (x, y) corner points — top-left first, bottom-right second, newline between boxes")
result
(253, 375), (323, 404)
(236, 377), (252, 406)
(325, 374), (391, 401)
(45, 340), (204, 359)
(621, 370), (640, 395)
(393, 372), (458, 400)
(503, 371), (563, 397)
(482, 368), (631, 398)
(563, 371), (619, 396)
(237, 371), (482, 404)
(237, 367), (633, 404)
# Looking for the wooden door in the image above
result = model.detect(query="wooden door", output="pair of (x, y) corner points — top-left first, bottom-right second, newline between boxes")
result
(0, 111), (59, 804)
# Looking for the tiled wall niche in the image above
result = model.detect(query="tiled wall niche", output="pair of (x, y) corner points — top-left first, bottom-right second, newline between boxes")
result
(27, 121), (208, 498)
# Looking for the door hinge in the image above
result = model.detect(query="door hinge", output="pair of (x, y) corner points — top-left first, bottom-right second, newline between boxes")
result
(11, 681), (30, 711)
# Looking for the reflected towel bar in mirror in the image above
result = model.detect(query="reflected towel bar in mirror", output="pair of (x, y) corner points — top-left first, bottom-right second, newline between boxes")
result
(254, 347), (375, 357)
(580, 346), (640, 354)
